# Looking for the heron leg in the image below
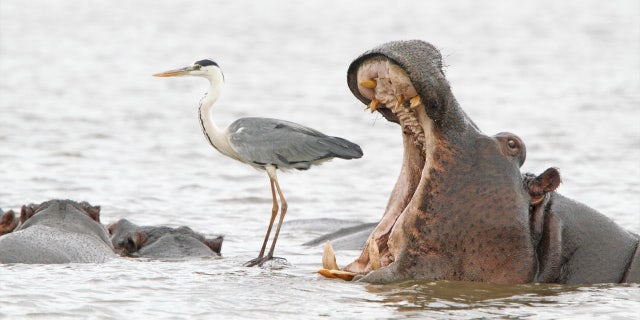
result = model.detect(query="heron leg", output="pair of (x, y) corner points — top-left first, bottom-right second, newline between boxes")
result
(244, 166), (284, 267)
(258, 178), (279, 258)
(266, 175), (287, 259)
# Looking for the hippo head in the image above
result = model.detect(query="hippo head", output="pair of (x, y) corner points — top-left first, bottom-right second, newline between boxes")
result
(108, 219), (223, 259)
(340, 40), (561, 283)
(9, 199), (113, 251)
(1, 201), (101, 236)
(18, 200), (101, 225)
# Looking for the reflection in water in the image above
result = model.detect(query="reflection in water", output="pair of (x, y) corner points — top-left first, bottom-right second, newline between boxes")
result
(370, 280), (571, 310)
(369, 281), (640, 318)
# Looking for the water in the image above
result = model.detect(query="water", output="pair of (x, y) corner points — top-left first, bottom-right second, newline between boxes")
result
(1, 0), (639, 319)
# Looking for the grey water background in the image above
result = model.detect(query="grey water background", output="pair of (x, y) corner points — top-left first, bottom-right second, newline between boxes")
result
(1, 0), (639, 319)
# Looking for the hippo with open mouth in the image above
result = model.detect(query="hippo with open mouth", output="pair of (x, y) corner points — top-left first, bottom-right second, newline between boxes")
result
(318, 40), (639, 284)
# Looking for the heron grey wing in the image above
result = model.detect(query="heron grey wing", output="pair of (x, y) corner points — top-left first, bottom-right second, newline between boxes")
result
(228, 118), (362, 170)
(227, 117), (327, 168)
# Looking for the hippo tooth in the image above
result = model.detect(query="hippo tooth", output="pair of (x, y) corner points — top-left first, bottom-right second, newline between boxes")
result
(369, 98), (380, 113)
(359, 79), (377, 89)
(328, 269), (358, 281)
(317, 268), (358, 281)
(395, 95), (405, 109)
(368, 235), (381, 270)
(318, 241), (359, 281)
(322, 240), (340, 270)
(317, 268), (337, 278)
(409, 95), (421, 109)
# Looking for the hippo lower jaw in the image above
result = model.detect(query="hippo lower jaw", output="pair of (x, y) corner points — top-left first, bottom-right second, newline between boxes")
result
(320, 57), (440, 281)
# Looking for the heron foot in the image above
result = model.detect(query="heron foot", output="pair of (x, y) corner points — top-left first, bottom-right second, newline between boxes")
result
(243, 255), (288, 268)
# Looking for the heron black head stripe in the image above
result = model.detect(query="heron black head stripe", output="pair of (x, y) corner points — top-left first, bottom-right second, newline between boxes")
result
(195, 59), (219, 67)
(194, 59), (224, 81)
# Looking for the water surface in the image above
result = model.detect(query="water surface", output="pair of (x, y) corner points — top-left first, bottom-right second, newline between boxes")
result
(1, 0), (639, 319)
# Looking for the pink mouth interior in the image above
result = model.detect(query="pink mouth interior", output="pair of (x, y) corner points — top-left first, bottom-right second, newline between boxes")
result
(345, 57), (436, 274)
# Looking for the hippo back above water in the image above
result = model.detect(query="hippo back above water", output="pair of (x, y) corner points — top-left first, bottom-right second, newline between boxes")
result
(0, 199), (115, 264)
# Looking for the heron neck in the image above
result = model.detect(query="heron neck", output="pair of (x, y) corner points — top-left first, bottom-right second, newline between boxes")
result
(198, 80), (233, 157)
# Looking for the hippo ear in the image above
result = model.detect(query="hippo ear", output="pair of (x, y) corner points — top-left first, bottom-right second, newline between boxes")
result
(123, 231), (148, 256)
(205, 236), (224, 254)
(106, 222), (117, 236)
(527, 168), (561, 244)
(80, 202), (101, 223)
(527, 168), (561, 205)
(19, 205), (37, 224)
(0, 210), (18, 235)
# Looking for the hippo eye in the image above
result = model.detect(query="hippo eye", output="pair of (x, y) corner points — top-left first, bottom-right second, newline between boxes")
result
(496, 132), (526, 166)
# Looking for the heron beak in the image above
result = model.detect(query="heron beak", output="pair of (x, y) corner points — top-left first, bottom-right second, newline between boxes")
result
(152, 66), (195, 77)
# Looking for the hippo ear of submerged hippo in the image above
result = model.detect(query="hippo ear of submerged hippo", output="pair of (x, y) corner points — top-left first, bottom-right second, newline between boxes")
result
(80, 202), (101, 223)
(0, 210), (18, 235)
(204, 236), (224, 254)
(19, 205), (37, 224)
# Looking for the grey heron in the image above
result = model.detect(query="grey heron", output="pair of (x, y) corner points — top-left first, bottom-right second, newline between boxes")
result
(153, 59), (363, 267)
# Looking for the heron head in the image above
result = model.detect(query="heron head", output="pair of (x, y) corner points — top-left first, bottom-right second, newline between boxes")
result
(153, 59), (224, 82)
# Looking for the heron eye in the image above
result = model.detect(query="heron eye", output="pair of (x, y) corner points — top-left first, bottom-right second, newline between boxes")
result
(193, 65), (201, 70)
(507, 139), (517, 149)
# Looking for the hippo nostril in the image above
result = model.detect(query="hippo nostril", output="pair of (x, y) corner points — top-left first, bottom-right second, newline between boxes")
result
(124, 238), (138, 255)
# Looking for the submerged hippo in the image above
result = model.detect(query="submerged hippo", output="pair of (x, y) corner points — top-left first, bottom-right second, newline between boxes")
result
(319, 40), (639, 284)
(0, 199), (115, 264)
(108, 219), (223, 259)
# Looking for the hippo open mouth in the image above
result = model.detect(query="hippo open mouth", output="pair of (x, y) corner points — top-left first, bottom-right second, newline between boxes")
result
(346, 58), (435, 273)
(319, 41), (454, 280)
(340, 49), (444, 279)
(319, 40), (535, 283)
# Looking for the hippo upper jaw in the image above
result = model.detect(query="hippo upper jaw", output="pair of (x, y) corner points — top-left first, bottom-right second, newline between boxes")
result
(343, 56), (453, 281)
(340, 40), (536, 284)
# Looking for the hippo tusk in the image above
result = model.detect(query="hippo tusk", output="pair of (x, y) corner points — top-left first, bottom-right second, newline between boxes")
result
(359, 79), (377, 89)
(317, 269), (358, 281)
(322, 240), (339, 270)
(369, 98), (380, 113)
(368, 235), (381, 270)
(409, 95), (421, 109)
(395, 95), (405, 110)
(318, 240), (359, 281)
